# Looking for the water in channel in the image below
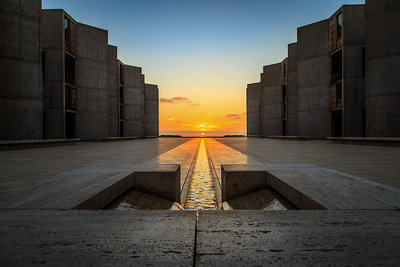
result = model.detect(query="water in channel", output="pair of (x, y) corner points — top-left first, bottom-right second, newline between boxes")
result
(185, 139), (217, 210)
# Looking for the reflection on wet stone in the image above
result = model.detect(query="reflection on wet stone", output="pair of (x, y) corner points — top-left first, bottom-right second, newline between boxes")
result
(185, 139), (217, 210)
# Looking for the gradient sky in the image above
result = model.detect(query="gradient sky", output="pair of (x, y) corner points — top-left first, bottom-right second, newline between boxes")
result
(43, 0), (365, 136)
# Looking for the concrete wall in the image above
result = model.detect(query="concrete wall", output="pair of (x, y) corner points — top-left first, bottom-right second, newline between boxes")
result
(365, 0), (400, 137)
(297, 20), (331, 138)
(76, 23), (109, 140)
(123, 65), (145, 137)
(0, 0), (42, 140)
(144, 84), (159, 137)
(107, 45), (119, 137)
(342, 5), (366, 137)
(41, 10), (66, 139)
(246, 82), (261, 136)
(287, 43), (298, 136)
(260, 63), (282, 136)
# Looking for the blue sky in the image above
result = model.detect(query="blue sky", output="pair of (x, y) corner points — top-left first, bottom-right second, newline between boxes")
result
(42, 0), (365, 135)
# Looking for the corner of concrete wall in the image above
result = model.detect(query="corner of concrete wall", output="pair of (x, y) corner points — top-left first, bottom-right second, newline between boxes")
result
(246, 82), (261, 136)
(0, 0), (43, 140)
(144, 83), (159, 137)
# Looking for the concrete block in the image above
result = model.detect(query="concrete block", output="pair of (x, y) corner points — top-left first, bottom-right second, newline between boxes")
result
(20, 62), (41, 98)
(20, 17), (40, 62)
(297, 19), (329, 60)
(135, 165), (181, 203)
(0, 58), (20, 97)
(0, 12), (20, 58)
(0, 210), (195, 266)
(196, 210), (400, 265)
(366, 94), (400, 137)
(366, 54), (400, 96)
(222, 165), (267, 201)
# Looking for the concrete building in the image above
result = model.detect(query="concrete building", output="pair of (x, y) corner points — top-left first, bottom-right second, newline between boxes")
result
(0, 5), (159, 141)
(247, 4), (390, 138)
(246, 82), (261, 136)
(260, 63), (283, 136)
(144, 83), (159, 137)
(287, 43), (298, 136)
(365, 0), (400, 137)
(0, 0), (42, 140)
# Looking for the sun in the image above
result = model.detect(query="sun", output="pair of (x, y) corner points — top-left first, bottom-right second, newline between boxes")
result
(201, 132), (205, 136)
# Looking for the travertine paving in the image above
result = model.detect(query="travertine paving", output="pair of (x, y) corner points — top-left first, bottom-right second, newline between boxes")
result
(0, 138), (190, 190)
(196, 210), (400, 266)
(0, 210), (196, 266)
(217, 137), (400, 188)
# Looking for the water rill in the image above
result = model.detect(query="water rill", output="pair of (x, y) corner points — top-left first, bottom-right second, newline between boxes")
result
(185, 139), (217, 210)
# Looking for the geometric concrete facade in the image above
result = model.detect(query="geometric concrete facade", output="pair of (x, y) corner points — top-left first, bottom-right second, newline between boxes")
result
(365, 0), (400, 137)
(260, 63), (283, 136)
(0, 0), (43, 140)
(297, 19), (331, 138)
(144, 83), (159, 137)
(247, 3), (397, 138)
(1, 5), (159, 141)
(246, 82), (261, 136)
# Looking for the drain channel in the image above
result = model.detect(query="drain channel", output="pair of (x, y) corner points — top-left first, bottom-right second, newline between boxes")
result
(185, 139), (217, 210)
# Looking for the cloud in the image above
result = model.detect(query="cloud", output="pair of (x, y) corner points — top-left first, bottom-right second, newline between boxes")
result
(160, 96), (198, 106)
(226, 113), (246, 120)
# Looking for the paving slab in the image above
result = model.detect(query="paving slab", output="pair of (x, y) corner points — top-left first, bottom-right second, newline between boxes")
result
(143, 138), (201, 205)
(0, 164), (179, 209)
(0, 210), (196, 266)
(0, 138), (190, 191)
(217, 137), (400, 189)
(222, 163), (400, 209)
(196, 210), (400, 266)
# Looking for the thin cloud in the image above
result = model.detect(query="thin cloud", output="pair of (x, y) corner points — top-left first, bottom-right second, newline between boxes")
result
(226, 113), (246, 120)
(160, 96), (198, 106)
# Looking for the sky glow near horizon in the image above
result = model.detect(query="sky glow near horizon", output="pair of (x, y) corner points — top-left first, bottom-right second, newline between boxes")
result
(43, 0), (365, 136)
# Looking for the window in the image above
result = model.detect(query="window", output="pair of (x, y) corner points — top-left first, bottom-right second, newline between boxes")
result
(282, 84), (287, 103)
(331, 49), (342, 83)
(362, 47), (365, 78)
(64, 17), (70, 43)
(120, 86), (124, 104)
(336, 82), (342, 101)
(119, 121), (124, 137)
(65, 85), (77, 111)
(337, 13), (342, 39)
(65, 53), (75, 85)
(42, 51), (45, 81)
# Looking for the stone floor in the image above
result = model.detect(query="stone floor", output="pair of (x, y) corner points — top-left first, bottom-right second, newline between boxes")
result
(217, 137), (400, 188)
(0, 137), (400, 265)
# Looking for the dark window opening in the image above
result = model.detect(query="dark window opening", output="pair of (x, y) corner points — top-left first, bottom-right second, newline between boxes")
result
(120, 105), (124, 120)
(362, 108), (366, 137)
(282, 120), (287, 136)
(65, 85), (77, 111)
(331, 110), (342, 137)
(119, 121), (124, 137)
(362, 47), (365, 78)
(65, 53), (75, 85)
(65, 112), (76, 139)
(64, 17), (70, 43)
(43, 111), (47, 139)
(331, 49), (342, 83)
(120, 86), (124, 104)
(337, 13), (342, 39)
(336, 82), (342, 101)
(282, 84), (287, 103)
(119, 64), (124, 85)
(42, 51), (45, 81)
(282, 61), (287, 82)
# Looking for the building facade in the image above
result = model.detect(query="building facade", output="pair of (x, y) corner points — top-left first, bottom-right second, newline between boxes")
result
(247, 2), (397, 138)
(0, 0), (43, 140)
(0, 3), (159, 141)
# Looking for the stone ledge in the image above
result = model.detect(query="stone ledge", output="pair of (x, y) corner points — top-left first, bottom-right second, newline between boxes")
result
(0, 139), (80, 150)
(221, 163), (400, 209)
(0, 164), (181, 210)
(327, 137), (400, 147)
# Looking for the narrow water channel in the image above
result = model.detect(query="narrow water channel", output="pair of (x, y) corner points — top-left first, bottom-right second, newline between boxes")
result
(185, 139), (217, 210)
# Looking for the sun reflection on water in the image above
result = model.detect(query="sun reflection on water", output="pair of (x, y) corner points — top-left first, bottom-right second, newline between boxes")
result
(185, 139), (217, 210)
